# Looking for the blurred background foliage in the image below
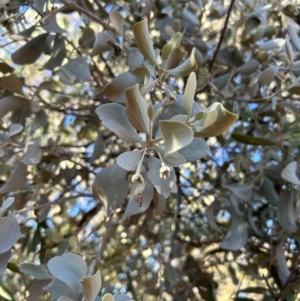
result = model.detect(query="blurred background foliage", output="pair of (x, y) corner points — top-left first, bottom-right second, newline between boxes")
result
(1, 0), (300, 300)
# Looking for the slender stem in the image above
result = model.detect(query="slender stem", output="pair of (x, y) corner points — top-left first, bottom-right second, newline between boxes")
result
(147, 0), (153, 29)
(208, 0), (236, 72)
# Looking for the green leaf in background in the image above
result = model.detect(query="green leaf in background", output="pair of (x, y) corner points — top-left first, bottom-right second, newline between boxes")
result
(231, 133), (277, 145)
(132, 19), (157, 65)
(159, 120), (193, 155)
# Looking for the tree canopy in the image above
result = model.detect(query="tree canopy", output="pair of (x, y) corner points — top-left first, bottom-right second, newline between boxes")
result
(1, 0), (300, 300)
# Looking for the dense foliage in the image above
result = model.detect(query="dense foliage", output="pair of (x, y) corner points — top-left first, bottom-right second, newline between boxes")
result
(1, 0), (300, 300)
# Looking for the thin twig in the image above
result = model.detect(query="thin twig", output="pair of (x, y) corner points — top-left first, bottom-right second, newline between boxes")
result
(208, 0), (236, 72)
(88, 211), (114, 274)
(147, 0), (153, 29)
(58, 0), (114, 31)
(94, 0), (109, 17)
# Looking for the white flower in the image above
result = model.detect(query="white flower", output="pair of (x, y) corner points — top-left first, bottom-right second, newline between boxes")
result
(159, 162), (171, 179)
(131, 173), (144, 183)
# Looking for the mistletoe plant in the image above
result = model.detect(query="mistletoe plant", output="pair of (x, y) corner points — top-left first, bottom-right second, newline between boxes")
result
(93, 20), (238, 217)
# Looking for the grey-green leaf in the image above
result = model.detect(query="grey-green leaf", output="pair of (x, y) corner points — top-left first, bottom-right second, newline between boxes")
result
(236, 59), (259, 74)
(178, 138), (209, 162)
(222, 183), (252, 201)
(125, 84), (150, 134)
(93, 164), (129, 214)
(47, 253), (87, 292)
(281, 161), (300, 185)
(220, 212), (248, 250)
(258, 66), (279, 86)
(117, 149), (144, 171)
(109, 11), (124, 36)
(183, 72), (196, 118)
(0, 214), (20, 253)
(59, 57), (91, 85)
(0, 96), (28, 118)
(0, 250), (11, 275)
(159, 120), (193, 155)
(96, 104), (142, 143)
(132, 19), (157, 64)
(20, 263), (52, 280)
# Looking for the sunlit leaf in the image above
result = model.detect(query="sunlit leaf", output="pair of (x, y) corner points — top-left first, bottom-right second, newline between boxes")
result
(109, 11), (124, 36)
(281, 161), (300, 185)
(57, 297), (74, 301)
(194, 103), (238, 137)
(0, 96), (28, 118)
(117, 149), (145, 171)
(0, 250), (11, 275)
(132, 19), (157, 64)
(96, 104), (142, 143)
(220, 212), (248, 250)
(159, 120), (193, 155)
(93, 164), (129, 214)
(47, 253), (87, 292)
(123, 181), (154, 217)
(81, 270), (101, 301)
(165, 48), (197, 77)
(102, 294), (114, 301)
(164, 47), (187, 71)
(59, 57), (91, 85)
(147, 156), (175, 198)
(0, 214), (20, 253)
(232, 133), (277, 145)
(20, 263), (52, 280)
(162, 32), (182, 60)
(0, 163), (27, 194)
(11, 33), (48, 65)
(103, 72), (142, 103)
(183, 72), (196, 118)
(277, 190), (297, 232)
(125, 84), (150, 134)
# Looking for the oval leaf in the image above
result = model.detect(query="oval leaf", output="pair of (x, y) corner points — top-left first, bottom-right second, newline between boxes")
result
(178, 137), (209, 162)
(1, 74), (24, 96)
(109, 11), (124, 36)
(132, 19), (157, 64)
(117, 149), (144, 171)
(258, 66), (279, 86)
(0, 214), (20, 253)
(159, 120), (193, 156)
(236, 59), (259, 74)
(96, 103), (142, 143)
(281, 161), (300, 184)
(0, 96), (28, 118)
(11, 33), (49, 65)
(232, 133), (277, 146)
(184, 72), (196, 118)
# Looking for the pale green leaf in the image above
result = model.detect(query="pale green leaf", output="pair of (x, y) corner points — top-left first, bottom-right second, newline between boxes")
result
(93, 164), (129, 214)
(258, 66), (279, 85)
(132, 19), (156, 64)
(163, 48), (187, 71)
(81, 270), (102, 301)
(236, 59), (259, 74)
(162, 32), (182, 60)
(102, 294), (114, 301)
(21, 141), (42, 165)
(281, 161), (300, 185)
(44, 278), (79, 301)
(57, 297), (74, 301)
(96, 104), (142, 143)
(1, 74), (25, 96)
(103, 72), (142, 103)
(147, 156), (175, 198)
(109, 11), (124, 36)
(123, 181), (154, 217)
(19, 263), (52, 280)
(159, 120), (193, 155)
(0, 214), (20, 253)
(194, 103), (238, 137)
(117, 149), (145, 171)
(277, 190), (297, 233)
(287, 24), (300, 51)
(47, 253), (87, 292)
(183, 72), (196, 118)
(59, 57), (91, 85)
(165, 48), (197, 77)
(125, 84), (150, 134)
(220, 212), (248, 250)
